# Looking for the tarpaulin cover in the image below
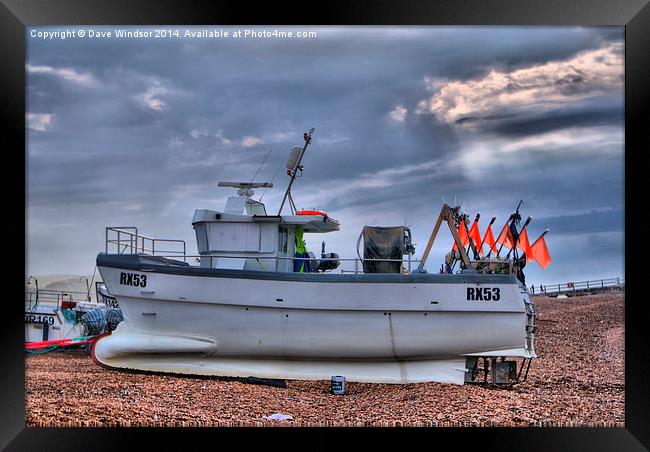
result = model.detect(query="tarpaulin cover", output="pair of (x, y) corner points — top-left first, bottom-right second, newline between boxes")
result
(362, 226), (405, 273)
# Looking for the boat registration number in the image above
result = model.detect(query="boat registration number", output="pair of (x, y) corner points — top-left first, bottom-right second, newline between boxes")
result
(467, 287), (500, 301)
(25, 314), (55, 325)
(120, 272), (147, 287)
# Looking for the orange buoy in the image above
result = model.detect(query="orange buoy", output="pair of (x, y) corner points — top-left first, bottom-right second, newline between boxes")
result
(296, 209), (328, 220)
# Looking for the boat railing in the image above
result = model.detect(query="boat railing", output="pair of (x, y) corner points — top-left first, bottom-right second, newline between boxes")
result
(150, 253), (511, 275)
(105, 226), (187, 262)
(151, 253), (419, 274)
(25, 288), (94, 311)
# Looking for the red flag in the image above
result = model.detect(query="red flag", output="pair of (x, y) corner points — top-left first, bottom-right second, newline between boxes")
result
(452, 220), (469, 251)
(468, 220), (482, 255)
(517, 227), (534, 263)
(531, 234), (552, 269)
(482, 224), (497, 254)
(495, 222), (515, 249)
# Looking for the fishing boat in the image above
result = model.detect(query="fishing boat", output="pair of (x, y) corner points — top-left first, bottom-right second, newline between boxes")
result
(25, 278), (122, 348)
(93, 128), (537, 385)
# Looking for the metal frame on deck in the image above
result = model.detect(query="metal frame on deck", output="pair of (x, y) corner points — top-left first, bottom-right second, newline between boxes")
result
(418, 204), (513, 274)
(105, 226), (187, 261)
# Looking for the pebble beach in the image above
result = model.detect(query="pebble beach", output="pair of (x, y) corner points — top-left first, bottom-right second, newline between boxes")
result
(25, 292), (624, 427)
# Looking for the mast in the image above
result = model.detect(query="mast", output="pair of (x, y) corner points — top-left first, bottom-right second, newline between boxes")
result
(277, 128), (315, 216)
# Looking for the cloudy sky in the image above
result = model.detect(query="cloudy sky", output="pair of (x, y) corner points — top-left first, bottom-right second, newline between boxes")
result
(26, 26), (624, 285)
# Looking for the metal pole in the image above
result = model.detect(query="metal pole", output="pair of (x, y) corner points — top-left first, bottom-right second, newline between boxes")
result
(464, 213), (481, 260)
(478, 216), (497, 257)
(507, 216), (532, 259)
(495, 215), (513, 258)
(278, 128), (315, 215)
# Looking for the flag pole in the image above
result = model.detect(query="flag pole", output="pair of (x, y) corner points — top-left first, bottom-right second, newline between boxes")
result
(531, 228), (551, 269)
(533, 228), (550, 243)
(507, 215), (532, 259)
(496, 200), (523, 258)
(495, 214), (514, 258)
(479, 216), (497, 258)
(465, 212), (480, 259)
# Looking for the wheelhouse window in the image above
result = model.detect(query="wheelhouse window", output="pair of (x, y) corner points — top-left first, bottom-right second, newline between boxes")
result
(279, 226), (288, 254)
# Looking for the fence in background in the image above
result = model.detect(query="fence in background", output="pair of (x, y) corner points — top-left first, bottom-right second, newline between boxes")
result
(530, 277), (624, 296)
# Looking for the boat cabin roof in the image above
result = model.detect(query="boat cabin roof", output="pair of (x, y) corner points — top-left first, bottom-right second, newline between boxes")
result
(192, 209), (340, 233)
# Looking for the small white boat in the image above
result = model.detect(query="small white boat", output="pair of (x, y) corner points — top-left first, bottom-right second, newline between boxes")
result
(25, 279), (117, 343)
(93, 129), (537, 385)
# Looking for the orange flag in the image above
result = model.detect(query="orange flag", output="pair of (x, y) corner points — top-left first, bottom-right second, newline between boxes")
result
(517, 227), (534, 263)
(482, 224), (497, 254)
(468, 220), (482, 254)
(531, 234), (551, 269)
(495, 222), (515, 249)
(452, 220), (469, 251)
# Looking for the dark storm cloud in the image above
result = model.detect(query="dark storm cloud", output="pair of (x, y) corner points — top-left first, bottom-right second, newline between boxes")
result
(532, 208), (624, 237)
(27, 26), (624, 283)
(490, 105), (623, 138)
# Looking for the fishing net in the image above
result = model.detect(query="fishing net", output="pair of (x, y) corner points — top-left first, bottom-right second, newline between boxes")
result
(80, 309), (106, 336)
(105, 308), (124, 331)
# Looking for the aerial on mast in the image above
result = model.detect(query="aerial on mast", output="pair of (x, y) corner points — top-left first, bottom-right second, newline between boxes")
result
(217, 181), (273, 215)
(277, 127), (315, 215)
(217, 181), (273, 197)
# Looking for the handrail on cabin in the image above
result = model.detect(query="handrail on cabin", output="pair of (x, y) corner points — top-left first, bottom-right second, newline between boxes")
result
(105, 226), (187, 261)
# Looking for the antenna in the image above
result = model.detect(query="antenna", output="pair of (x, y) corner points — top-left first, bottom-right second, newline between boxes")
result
(250, 149), (272, 183)
(278, 128), (315, 215)
(258, 158), (284, 202)
(218, 181), (273, 198)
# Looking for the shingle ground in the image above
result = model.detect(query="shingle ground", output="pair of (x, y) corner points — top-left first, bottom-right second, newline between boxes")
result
(26, 292), (624, 427)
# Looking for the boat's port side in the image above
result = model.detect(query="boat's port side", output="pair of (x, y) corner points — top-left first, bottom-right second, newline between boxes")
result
(100, 296), (530, 360)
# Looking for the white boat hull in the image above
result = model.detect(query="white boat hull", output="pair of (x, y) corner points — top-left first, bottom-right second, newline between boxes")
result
(95, 254), (536, 384)
(25, 301), (106, 343)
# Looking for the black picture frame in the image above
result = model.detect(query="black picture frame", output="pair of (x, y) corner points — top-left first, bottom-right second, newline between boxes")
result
(3, 0), (647, 449)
